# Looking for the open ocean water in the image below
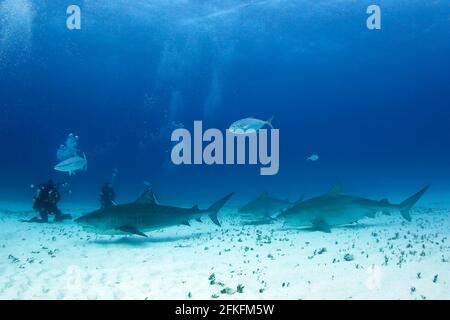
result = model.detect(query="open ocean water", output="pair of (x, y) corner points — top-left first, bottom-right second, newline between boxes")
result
(0, 0), (449, 300)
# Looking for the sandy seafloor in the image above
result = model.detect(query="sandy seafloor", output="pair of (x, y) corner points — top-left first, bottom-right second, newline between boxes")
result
(0, 202), (448, 300)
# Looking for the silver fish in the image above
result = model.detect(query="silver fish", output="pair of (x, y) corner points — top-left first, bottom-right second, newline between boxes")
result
(229, 117), (274, 134)
(54, 152), (87, 176)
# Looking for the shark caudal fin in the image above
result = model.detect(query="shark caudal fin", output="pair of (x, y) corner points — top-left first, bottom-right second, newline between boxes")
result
(266, 116), (274, 129)
(207, 193), (234, 227)
(83, 152), (88, 171)
(293, 194), (305, 205)
(399, 185), (430, 221)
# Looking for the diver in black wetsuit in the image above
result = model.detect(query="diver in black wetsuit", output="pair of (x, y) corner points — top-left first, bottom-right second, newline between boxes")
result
(100, 182), (116, 209)
(29, 180), (72, 223)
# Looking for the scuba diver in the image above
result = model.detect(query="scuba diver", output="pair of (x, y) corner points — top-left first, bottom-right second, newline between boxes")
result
(28, 180), (72, 223)
(100, 182), (116, 209)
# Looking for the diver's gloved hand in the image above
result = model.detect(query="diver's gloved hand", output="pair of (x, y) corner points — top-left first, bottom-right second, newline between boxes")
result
(54, 214), (72, 222)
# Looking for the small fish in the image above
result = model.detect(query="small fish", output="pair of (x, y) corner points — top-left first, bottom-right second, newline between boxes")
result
(229, 117), (274, 134)
(54, 152), (87, 176)
(307, 154), (319, 161)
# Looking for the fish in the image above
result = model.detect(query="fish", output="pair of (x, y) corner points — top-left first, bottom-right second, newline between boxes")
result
(277, 184), (430, 232)
(238, 192), (302, 219)
(229, 117), (274, 134)
(75, 189), (234, 237)
(54, 152), (87, 176)
(307, 154), (319, 161)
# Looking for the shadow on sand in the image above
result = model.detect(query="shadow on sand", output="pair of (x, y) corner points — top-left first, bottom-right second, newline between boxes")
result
(278, 222), (387, 233)
(91, 232), (206, 246)
(241, 219), (275, 226)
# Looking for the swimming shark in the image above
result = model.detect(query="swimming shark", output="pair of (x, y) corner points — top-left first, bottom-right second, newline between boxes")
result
(54, 152), (87, 176)
(75, 189), (234, 237)
(238, 192), (303, 219)
(229, 116), (274, 134)
(277, 184), (430, 232)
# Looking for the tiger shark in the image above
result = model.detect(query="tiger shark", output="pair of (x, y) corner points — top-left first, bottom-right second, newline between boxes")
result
(277, 184), (430, 232)
(75, 189), (234, 237)
(238, 192), (303, 224)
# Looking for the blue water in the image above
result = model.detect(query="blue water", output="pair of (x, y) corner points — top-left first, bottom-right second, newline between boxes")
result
(1, 0), (449, 207)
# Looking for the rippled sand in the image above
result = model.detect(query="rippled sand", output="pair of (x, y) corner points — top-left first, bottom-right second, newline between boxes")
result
(0, 204), (448, 299)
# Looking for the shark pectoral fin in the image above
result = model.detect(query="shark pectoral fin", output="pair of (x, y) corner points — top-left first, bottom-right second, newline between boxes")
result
(195, 217), (202, 223)
(117, 226), (148, 237)
(311, 217), (331, 233)
(366, 211), (376, 218)
(181, 220), (191, 226)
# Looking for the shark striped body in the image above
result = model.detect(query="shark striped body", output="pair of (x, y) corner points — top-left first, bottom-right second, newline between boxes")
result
(75, 189), (233, 237)
(278, 185), (429, 232)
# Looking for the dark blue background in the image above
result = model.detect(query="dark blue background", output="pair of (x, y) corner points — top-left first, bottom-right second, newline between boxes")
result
(0, 1), (449, 207)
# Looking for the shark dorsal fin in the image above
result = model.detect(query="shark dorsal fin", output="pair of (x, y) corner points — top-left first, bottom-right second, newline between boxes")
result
(327, 184), (343, 196)
(380, 198), (390, 204)
(192, 205), (199, 211)
(294, 194), (305, 205)
(135, 188), (158, 205)
(260, 191), (269, 198)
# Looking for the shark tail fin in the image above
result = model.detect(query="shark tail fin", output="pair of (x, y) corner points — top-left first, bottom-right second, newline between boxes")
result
(83, 152), (88, 171)
(207, 192), (234, 227)
(266, 116), (274, 129)
(399, 185), (430, 221)
(294, 194), (305, 205)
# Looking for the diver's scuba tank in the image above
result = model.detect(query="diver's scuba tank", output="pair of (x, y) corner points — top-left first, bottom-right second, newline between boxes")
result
(31, 182), (67, 205)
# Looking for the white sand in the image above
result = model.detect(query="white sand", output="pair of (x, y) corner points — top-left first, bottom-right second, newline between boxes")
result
(0, 204), (448, 300)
